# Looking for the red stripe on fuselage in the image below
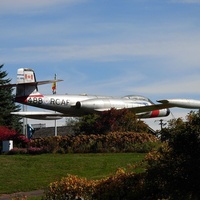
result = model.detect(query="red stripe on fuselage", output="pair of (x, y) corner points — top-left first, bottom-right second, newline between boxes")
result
(150, 110), (160, 118)
(29, 94), (44, 98)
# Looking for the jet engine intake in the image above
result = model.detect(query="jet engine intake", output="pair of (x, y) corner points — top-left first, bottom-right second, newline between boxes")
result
(76, 101), (81, 109)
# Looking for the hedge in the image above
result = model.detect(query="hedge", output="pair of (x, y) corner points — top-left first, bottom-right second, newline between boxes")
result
(30, 132), (158, 154)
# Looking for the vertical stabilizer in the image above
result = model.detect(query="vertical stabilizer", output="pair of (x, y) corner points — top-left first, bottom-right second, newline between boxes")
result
(17, 68), (36, 84)
(16, 68), (39, 98)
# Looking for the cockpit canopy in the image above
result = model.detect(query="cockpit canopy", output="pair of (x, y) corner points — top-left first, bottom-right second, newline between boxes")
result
(123, 95), (153, 104)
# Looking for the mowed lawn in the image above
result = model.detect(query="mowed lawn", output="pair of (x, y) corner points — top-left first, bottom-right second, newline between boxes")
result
(0, 153), (146, 194)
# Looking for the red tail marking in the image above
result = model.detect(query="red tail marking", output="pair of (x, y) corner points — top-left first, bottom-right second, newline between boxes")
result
(25, 74), (33, 81)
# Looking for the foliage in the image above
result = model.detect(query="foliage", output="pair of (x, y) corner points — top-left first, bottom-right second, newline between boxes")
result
(0, 126), (16, 141)
(44, 174), (96, 200)
(30, 132), (158, 154)
(8, 147), (28, 155)
(44, 168), (145, 200)
(160, 117), (185, 141)
(74, 108), (148, 135)
(13, 134), (30, 148)
(0, 64), (22, 132)
(75, 114), (100, 135)
(92, 168), (145, 200)
(144, 111), (200, 199)
(7, 147), (46, 155)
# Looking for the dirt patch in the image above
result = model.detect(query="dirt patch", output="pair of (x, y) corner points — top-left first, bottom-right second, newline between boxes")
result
(0, 190), (44, 200)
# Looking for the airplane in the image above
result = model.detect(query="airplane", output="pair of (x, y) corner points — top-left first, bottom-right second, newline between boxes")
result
(2, 68), (200, 120)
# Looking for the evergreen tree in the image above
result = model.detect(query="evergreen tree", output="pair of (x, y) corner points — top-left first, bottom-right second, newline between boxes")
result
(0, 64), (22, 132)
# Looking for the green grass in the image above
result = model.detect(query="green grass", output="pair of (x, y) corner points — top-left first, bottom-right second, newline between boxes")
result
(0, 153), (145, 194)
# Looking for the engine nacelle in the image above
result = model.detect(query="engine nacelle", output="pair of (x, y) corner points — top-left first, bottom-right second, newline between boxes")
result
(75, 97), (135, 110)
(138, 108), (170, 118)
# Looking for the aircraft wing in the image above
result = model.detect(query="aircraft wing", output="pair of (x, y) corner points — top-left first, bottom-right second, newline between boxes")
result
(157, 99), (200, 109)
(11, 111), (65, 120)
(129, 99), (200, 113)
(95, 104), (171, 113)
(128, 102), (173, 113)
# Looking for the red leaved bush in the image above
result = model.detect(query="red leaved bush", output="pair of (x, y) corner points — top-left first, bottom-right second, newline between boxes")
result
(0, 126), (29, 148)
(0, 126), (16, 141)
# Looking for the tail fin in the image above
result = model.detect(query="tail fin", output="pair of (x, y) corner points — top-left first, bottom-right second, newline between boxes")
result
(0, 68), (63, 101)
(16, 68), (39, 97)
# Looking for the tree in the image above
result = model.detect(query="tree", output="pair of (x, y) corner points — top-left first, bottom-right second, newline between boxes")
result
(0, 64), (22, 132)
(144, 111), (200, 199)
(75, 108), (148, 135)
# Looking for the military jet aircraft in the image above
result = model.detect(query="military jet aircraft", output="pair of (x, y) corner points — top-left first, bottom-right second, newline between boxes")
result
(2, 68), (200, 120)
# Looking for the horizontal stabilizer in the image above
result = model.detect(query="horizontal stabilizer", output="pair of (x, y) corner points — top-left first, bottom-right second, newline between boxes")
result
(11, 111), (65, 120)
(0, 79), (63, 88)
(35, 79), (63, 85)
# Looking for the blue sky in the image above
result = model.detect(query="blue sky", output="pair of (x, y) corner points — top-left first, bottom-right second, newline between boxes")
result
(1, 0), (200, 129)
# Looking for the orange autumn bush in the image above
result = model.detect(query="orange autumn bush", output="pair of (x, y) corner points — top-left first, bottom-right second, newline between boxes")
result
(92, 168), (145, 200)
(44, 174), (97, 200)
(44, 168), (145, 200)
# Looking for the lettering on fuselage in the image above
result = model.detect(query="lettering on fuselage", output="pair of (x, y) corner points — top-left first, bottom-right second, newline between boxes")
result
(27, 97), (70, 106)
(50, 98), (69, 105)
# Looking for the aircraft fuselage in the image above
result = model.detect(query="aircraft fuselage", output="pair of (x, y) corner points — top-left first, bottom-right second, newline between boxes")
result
(16, 93), (170, 118)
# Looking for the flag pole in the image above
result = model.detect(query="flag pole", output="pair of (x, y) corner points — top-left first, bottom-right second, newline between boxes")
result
(52, 74), (57, 136)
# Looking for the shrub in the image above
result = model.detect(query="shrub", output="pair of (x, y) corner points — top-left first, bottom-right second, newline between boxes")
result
(0, 126), (16, 141)
(30, 132), (158, 154)
(27, 147), (47, 155)
(92, 168), (145, 200)
(44, 169), (145, 200)
(44, 174), (96, 200)
(75, 108), (148, 135)
(143, 112), (200, 199)
(13, 134), (30, 148)
(7, 148), (28, 155)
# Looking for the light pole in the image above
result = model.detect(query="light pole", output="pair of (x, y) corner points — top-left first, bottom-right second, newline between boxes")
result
(52, 74), (57, 136)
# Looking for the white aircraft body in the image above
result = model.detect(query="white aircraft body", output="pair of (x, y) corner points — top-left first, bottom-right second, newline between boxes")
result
(2, 68), (200, 120)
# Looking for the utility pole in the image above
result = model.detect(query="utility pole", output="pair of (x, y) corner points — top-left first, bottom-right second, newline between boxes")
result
(22, 104), (27, 137)
(155, 119), (167, 130)
(159, 119), (167, 130)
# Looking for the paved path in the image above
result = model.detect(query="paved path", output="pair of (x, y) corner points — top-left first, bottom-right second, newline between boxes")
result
(0, 190), (44, 200)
